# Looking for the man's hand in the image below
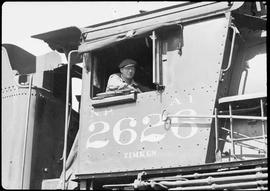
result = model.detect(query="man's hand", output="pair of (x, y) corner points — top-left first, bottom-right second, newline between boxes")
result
(118, 84), (136, 91)
(127, 85), (141, 93)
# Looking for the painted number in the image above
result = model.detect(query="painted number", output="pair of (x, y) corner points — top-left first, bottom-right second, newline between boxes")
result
(113, 117), (137, 145)
(141, 114), (165, 142)
(86, 109), (199, 148)
(170, 109), (198, 139)
(86, 121), (110, 148)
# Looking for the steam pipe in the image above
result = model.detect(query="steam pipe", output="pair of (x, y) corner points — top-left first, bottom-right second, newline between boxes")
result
(150, 167), (267, 181)
(169, 180), (268, 190)
(103, 170), (268, 190)
(234, 188), (268, 191)
(159, 173), (267, 187)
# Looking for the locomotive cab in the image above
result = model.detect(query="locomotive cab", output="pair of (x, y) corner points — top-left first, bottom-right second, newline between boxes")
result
(73, 2), (267, 190)
(2, 2), (267, 190)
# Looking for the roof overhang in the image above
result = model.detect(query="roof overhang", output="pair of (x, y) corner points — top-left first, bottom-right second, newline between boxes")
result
(78, 2), (244, 53)
(31, 2), (245, 54)
(31, 26), (82, 54)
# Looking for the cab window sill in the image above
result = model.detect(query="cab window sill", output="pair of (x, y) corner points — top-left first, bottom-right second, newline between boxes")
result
(91, 92), (137, 108)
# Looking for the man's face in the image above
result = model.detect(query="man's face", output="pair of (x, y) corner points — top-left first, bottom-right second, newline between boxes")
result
(120, 65), (136, 80)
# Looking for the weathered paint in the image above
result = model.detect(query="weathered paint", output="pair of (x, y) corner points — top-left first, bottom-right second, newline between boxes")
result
(77, 15), (230, 175)
(2, 2), (267, 189)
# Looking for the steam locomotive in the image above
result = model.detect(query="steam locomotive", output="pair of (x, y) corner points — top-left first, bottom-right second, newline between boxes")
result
(2, 2), (267, 190)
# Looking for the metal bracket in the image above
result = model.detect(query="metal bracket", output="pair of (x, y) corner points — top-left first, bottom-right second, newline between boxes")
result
(177, 24), (184, 56)
(156, 84), (165, 92)
(133, 171), (148, 190)
(137, 171), (147, 181)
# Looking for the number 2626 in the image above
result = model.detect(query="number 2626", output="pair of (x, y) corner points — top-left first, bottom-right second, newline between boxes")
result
(86, 109), (198, 148)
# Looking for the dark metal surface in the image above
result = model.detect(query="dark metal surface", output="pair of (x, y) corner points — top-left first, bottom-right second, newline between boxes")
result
(2, 46), (69, 189)
(2, 44), (36, 75)
(31, 26), (81, 54)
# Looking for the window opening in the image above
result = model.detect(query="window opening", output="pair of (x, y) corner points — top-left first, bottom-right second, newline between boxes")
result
(89, 34), (155, 99)
(87, 24), (183, 101)
(154, 24), (183, 89)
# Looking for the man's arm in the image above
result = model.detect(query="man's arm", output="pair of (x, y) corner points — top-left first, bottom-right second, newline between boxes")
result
(135, 83), (152, 93)
(106, 74), (142, 93)
(106, 74), (127, 91)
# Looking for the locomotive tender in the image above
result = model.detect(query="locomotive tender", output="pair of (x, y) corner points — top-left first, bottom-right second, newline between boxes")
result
(2, 2), (267, 190)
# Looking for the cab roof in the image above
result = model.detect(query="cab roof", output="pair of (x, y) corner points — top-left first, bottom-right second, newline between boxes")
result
(32, 2), (244, 54)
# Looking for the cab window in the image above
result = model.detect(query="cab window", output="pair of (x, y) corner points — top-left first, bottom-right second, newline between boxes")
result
(85, 25), (183, 102)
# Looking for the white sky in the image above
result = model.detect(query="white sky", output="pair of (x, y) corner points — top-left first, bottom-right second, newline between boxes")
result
(2, 1), (183, 57)
(2, 2), (184, 111)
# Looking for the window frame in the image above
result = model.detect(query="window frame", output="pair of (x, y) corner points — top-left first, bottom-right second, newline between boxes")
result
(86, 26), (183, 108)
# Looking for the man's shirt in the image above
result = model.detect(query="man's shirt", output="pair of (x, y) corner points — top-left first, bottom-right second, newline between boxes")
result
(106, 73), (142, 92)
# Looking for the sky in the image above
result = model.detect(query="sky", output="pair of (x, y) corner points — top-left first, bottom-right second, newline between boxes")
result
(2, 1), (183, 58)
(2, 1), (184, 111)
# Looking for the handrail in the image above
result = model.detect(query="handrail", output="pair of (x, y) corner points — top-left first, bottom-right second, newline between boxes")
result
(221, 25), (239, 73)
(233, 136), (267, 142)
(62, 50), (78, 190)
(163, 114), (267, 121)
(151, 31), (157, 84)
(219, 138), (266, 153)
(162, 106), (267, 161)
(229, 104), (235, 158)
(260, 99), (267, 157)
(221, 127), (266, 144)
(21, 74), (33, 189)
(214, 108), (219, 156)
